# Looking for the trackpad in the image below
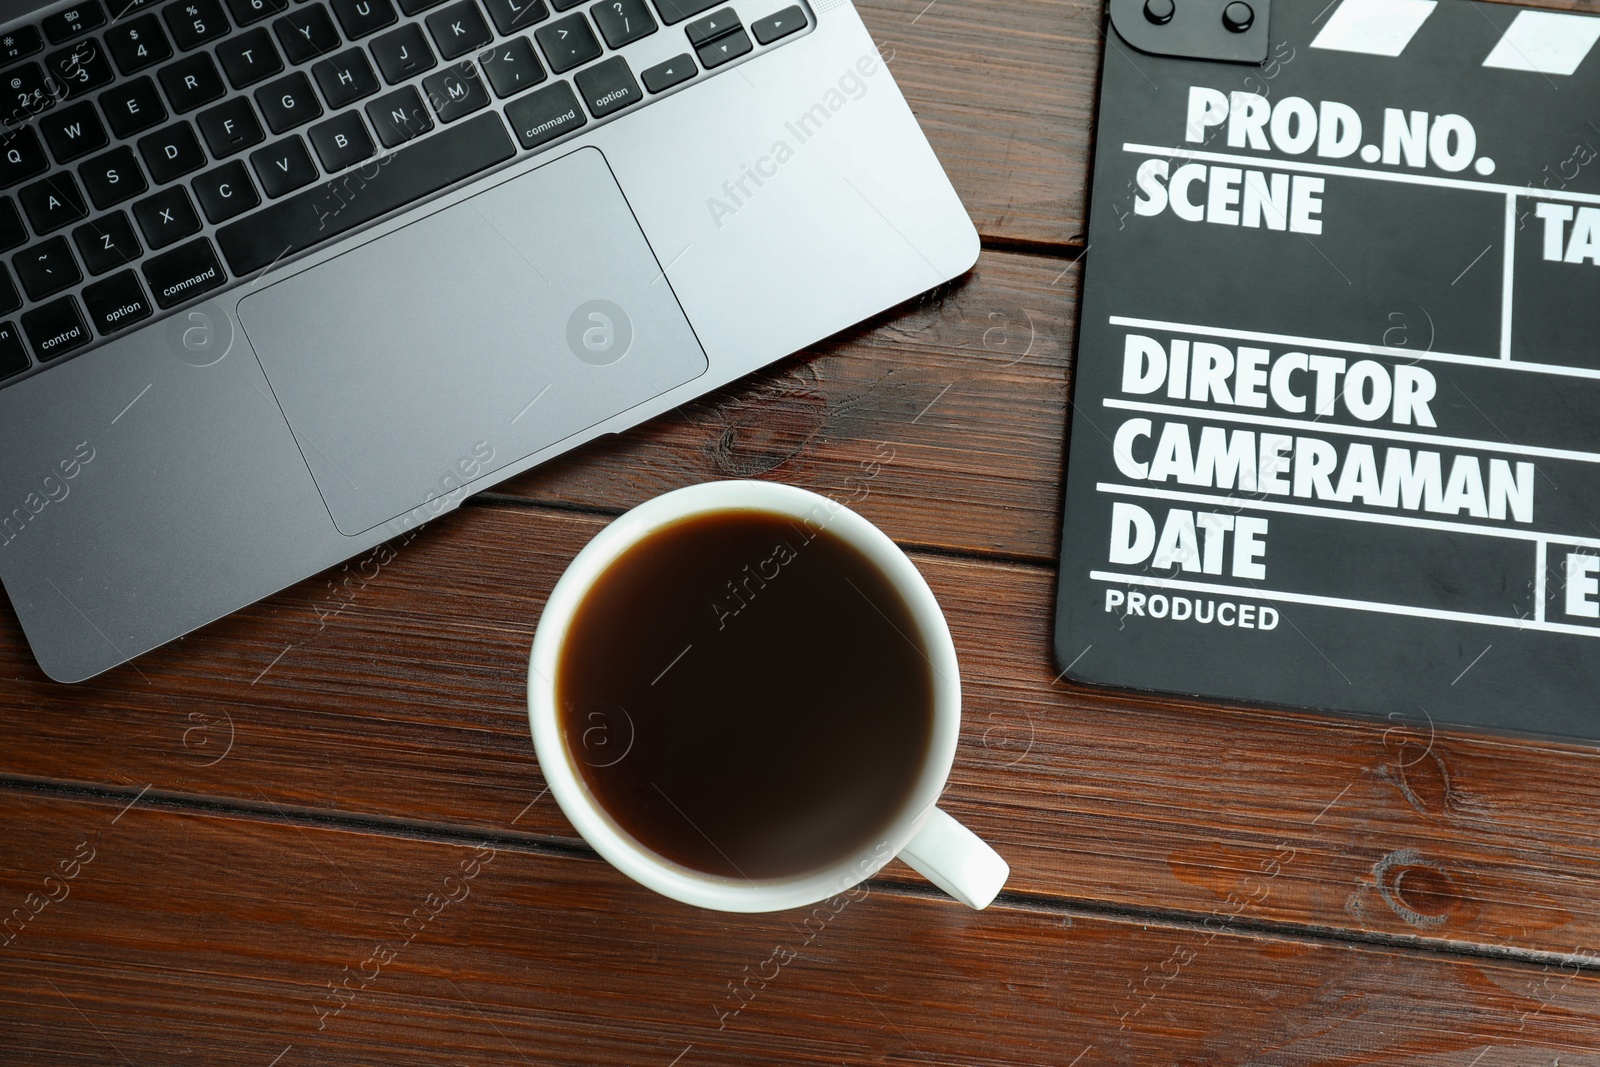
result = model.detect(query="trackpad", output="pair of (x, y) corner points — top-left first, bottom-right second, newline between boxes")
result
(238, 146), (707, 536)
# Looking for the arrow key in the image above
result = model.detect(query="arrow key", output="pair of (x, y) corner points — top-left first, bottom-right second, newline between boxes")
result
(683, 7), (736, 45)
(641, 51), (694, 92)
(752, 5), (804, 44)
(694, 24), (749, 68)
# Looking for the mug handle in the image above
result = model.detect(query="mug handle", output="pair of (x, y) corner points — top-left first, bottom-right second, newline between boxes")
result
(898, 806), (1010, 909)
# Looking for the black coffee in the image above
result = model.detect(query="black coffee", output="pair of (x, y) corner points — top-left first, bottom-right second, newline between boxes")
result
(556, 508), (935, 881)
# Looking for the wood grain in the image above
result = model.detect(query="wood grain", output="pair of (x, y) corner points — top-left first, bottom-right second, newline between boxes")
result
(9, 503), (1600, 962)
(864, 0), (1600, 249)
(4, 793), (1598, 1067)
(485, 248), (1078, 561)
(10, 0), (1600, 1059)
(853, 0), (1094, 248)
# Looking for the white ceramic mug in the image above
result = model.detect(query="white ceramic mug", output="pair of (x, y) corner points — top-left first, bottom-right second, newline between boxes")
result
(527, 480), (1009, 912)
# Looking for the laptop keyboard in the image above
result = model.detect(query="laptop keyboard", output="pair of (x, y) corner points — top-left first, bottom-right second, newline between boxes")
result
(0, 0), (810, 386)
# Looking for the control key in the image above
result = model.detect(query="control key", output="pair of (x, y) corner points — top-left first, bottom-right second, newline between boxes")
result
(21, 296), (91, 360)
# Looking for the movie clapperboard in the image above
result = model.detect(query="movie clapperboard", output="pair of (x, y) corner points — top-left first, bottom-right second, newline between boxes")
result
(1054, 0), (1600, 739)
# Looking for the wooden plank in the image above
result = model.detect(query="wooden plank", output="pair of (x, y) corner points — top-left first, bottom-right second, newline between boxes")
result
(921, 550), (1600, 960)
(854, 0), (1094, 248)
(868, 0), (1600, 248)
(9, 505), (1600, 960)
(3, 793), (1598, 1066)
(854, 0), (1600, 248)
(487, 248), (1078, 562)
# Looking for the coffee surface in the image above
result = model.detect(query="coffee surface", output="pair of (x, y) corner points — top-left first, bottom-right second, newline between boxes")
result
(556, 509), (935, 880)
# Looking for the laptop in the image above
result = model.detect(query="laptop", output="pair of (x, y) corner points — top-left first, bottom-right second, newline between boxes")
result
(0, 0), (978, 682)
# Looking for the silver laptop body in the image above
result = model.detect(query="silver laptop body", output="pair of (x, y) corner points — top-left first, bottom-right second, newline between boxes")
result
(0, 0), (977, 681)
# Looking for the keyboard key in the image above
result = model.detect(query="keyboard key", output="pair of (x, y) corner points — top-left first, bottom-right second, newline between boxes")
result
(250, 134), (317, 196)
(0, 198), (27, 251)
(158, 51), (226, 110)
(0, 63), (57, 124)
(751, 4), (802, 43)
(217, 110), (511, 273)
(43, 2), (107, 44)
(138, 121), (206, 181)
(422, 60), (487, 121)
(591, 0), (655, 48)
(426, 0), (491, 60)
(312, 47), (378, 107)
(365, 84), (431, 146)
(0, 321), (27, 381)
(82, 269), (153, 333)
(683, 6), (734, 45)
(108, 0), (154, 18)
(0, 127), (50, 187)
(479, 36), (543, 97)
(215, 32), (281, 92)
(99, 76), (168, 137)
(20, 173), (90, 232)
(223, 0), (289, 25)
(534, 12), (598, 74)
(14, 237), (83, 300)
(143, 237), (226, 306)
(695, 25), (747, 67)
(639, 51), (691, 92)
(274, 4), (340, 64)
(650, 0), (716, 24)
(22, 296), (91, 359)
(549, 0), (581, 9)
(397, 0), (447, 15)
(0, 268), (18, 313)
(482, 0), (545, 35)
(369, 23), (434, 83)
(105, 13), (173, 74)
(193, 159), (260, 220)
(40, 101), (108, 162)
(0, 27), (44, 65)
(574, 55), (638, 118)
(73, 210), (142, 273)
(503, 77), (581, 149)
(197, 96), (264, 156)
(133, 184), (201, 246)
(256, 70), (322, 131)
(46, 38), (116, 97)
(332, 0), (396, 38)
(163, 0), (232, 50)
(78, 145), (149, 208)
(307, 109), (372, 169)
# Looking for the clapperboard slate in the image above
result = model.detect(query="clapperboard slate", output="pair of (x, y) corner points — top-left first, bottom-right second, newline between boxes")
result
(1054, 0), (1600, 739)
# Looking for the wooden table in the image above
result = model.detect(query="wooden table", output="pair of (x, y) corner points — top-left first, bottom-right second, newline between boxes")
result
(7, 0), (1600, 1062)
